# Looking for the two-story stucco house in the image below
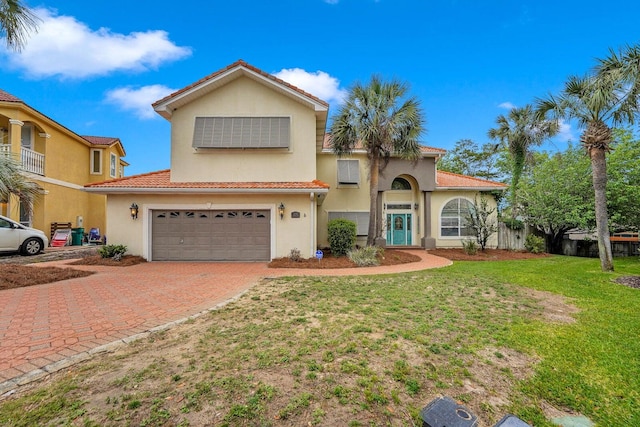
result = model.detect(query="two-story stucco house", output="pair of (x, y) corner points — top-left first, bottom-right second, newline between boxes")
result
(85, 60), (506, 261)
(0, 89), (128, 238)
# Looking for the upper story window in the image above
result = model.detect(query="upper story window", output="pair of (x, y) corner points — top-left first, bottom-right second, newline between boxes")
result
(337, 159), (360, 185)
(110, 153), (117, 178)
(391, 177), (412, 190)
(21, 123), (33, 149)
(91, 149), (102, 174)
(440, 198), (474, 237)
(192, 117), (290, 149)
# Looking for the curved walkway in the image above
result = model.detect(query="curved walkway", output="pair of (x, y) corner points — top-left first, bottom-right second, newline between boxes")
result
(0, 250), (450, 395)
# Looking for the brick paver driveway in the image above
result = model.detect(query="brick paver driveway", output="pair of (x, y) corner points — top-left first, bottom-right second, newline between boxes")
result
(0, 251), (450, 393)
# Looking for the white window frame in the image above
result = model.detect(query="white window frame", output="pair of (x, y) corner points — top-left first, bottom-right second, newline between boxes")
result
(110, 153), (117, 178)
(439, 197), (475, 238)
(90, 149), (102, 174)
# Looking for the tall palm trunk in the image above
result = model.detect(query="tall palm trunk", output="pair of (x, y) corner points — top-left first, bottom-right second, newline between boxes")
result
(367, 154), (380, 247)
(583, 120), (614, 271)
(589, 147), (614, 271)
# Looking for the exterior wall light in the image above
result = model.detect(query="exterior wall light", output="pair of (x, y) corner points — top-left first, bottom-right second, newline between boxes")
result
(414, 203), (419, 210)
(278, 202), (285, 220)
(130, 203), (139, 220)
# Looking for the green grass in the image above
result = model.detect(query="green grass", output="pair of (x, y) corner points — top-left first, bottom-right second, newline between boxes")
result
(0, 255), (638, 426)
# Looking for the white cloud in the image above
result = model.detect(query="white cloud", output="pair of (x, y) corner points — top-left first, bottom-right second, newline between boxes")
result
(273, 68), (347, 105)
(556, 118), (575, 142)
(105, 85), (176, 119)
(4, 8), (191, 79)
(498, 101), (516, 110)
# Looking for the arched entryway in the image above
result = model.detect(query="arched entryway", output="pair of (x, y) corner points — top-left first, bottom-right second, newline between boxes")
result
(383, 176), (419, 246)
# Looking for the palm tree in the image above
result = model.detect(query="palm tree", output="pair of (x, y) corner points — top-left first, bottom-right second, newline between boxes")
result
(329, 76), (425, 246)
(537, 45), (640, 271)
(0, 154), (40, 216)
(0, 0), (40, 52)
(488, 104), (558, 219)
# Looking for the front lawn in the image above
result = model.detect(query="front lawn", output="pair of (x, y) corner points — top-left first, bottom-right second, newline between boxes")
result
(1, 255), (638, 426)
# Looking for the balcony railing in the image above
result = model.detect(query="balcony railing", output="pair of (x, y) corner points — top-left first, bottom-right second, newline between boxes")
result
(0, 144), (45, 175)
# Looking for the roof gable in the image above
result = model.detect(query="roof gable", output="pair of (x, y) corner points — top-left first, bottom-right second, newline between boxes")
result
(152, 60), (329, 120)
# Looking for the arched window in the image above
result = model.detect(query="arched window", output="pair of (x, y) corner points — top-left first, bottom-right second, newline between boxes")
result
(440, 198), (474, 237)
(391, 177), (412, 190)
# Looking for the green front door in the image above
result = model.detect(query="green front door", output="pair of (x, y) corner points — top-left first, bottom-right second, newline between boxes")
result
(386, 213), (412, 246)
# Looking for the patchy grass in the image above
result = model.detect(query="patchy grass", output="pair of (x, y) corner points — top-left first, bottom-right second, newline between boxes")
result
(1, 255), (639, 426)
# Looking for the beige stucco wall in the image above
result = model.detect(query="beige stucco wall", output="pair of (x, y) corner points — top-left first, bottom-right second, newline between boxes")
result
(430, 191), (500, 248)
(169, 76), (318, 183)
(105, 193), (318, 260)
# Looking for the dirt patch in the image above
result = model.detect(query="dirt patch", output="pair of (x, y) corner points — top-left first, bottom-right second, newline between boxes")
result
(426, 248), (548, 261)
(268, 249), (421, 268)
(0, 265), (94, 290)
(524, 289), (579, 324)
(615, 275), (640, 289)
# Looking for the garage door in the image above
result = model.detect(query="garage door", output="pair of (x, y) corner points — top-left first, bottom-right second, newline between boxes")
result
(151, 210), (270, 261)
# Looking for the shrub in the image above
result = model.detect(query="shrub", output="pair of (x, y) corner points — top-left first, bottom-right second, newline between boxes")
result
(98, 244), (127, 259)
(524, 235), (545, 254)
(288, 248), (302, 262)
(348, 246), (381, 266)
(461, 239), (478, 255)
(327, 219), (357, 257)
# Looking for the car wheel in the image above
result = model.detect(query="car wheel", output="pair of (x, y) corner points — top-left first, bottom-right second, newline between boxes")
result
(21, 238), (44, 255)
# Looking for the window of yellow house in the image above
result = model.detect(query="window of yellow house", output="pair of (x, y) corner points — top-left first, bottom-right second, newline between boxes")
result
(91, 149), (102, 174)
(21, 123), (33, 149)
(110, 153), (117, 178)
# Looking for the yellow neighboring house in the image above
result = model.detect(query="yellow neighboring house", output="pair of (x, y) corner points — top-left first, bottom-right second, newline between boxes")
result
(0, 89), (128, 241)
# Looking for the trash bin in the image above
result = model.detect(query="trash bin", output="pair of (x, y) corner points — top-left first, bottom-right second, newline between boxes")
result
(71, 227), (84, 246)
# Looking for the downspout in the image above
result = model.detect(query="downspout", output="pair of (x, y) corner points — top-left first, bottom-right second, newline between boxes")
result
(310, 192), (315, 257)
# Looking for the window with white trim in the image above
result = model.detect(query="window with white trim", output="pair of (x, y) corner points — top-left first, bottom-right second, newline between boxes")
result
(337, 159), (360, 185)
(328, 211), (369, 236)
(110, 153), (117, 177)
(440, 198), (474, 237)
(192, 117), (290, 148)
(90, 149), (102, 174)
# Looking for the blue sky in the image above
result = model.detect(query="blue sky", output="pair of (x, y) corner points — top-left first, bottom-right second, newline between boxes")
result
(1, 0), (639, 175)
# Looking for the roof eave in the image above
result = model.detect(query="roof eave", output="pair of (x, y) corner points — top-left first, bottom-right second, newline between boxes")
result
(84, 187), (330, 195)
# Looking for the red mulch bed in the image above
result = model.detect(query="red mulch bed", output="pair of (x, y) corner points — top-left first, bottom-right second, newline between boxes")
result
(0, 265), (94, 290)
(268, 249), (421, 269)
(69, 255), (147, 266)
(426, 248), (550, 261)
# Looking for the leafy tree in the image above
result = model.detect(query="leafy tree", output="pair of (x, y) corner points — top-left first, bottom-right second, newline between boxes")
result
(607, 129), (640, 232)
(466, 193), (498, 251)
(329, 76), (425, 246)
(437, 138), (504, 181)
(520, 147), (594, 253)
(0, 154), (40, 216)
(0, 0), (39, 51)
(537, 44), (640, 271)
(488, 105), (558, 219)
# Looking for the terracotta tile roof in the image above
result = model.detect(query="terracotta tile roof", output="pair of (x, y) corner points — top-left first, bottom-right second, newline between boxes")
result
(0, 89), (22, 103)
(322, 133), (446, 155)
(85, 169), (331, 191)
(82, 135), (121, 146)
(152, 60), (330, 109)
(436, 170), (507, 189)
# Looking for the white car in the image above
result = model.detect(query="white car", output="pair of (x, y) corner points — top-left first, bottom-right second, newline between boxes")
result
(0, 214), (49, 256)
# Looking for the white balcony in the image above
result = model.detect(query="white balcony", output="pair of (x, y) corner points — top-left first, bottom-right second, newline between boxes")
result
(0, 144), (45, 176)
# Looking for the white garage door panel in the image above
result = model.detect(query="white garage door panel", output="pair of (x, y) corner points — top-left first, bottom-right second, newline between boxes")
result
(151, 210), (271, 261)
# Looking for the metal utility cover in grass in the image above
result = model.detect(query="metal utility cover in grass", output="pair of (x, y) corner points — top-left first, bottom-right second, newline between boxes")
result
(419, 396), (478, 427)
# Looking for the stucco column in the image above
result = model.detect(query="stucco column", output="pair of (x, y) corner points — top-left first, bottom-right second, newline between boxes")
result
(6, 120), (24, 220)
(374, 190), (386, 247)
(421, 191), (436, 249)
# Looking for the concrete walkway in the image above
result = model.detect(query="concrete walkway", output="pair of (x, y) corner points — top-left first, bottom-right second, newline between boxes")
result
(0, 250), (450, 395)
